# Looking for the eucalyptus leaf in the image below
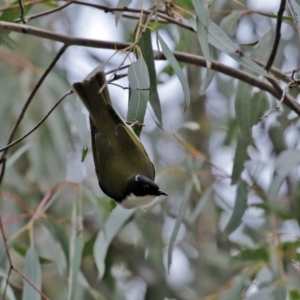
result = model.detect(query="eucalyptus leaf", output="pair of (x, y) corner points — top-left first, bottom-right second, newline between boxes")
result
(115, 0), (132, 26)
(127, 57), (150, 136)
(158, 34), (190, 111)
(137, 24), (163, 125)
(168, 181), (193, 271)
(22, 247), (42, 300)
(208, 21), (272, 78)
(224, 180), (248, 234)
(94, 206), (135, 278)
(231, 134), (250, 184)
(68, 236), (84, 300)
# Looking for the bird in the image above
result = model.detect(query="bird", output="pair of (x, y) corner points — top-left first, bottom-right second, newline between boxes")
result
(72, 71), (167, 209)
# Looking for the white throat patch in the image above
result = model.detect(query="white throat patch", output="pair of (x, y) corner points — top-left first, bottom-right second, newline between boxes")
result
(120, 194), (158, 209)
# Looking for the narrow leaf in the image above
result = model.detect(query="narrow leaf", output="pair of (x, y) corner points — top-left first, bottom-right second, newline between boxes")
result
(192, 0), (210, 66)
(94, 207), (135, 278)
(6, 143), (31, 168)
(168, 181), (193, 271)
(224, 180), (248, 234)
(250, 91), (269, 126)
(268, 150), (300, 206)
(22, 247), (42, 300)
(127, 57), (150, 136)
(47, 217), (70, 269)
(189, 185), (213, 223)
(115, 0), (132, 26)
(68, 237), (84, 300)
(158, 34), (190, 111)
(288, 0), (300, 41)
(208, 21), (273, 77)
(138, 25), (163, 125)
(231, 134), (250, 184)
(234, 80), (253, 137)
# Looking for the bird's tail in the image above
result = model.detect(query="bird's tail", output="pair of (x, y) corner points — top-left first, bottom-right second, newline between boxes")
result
(72, 71), (112, 118)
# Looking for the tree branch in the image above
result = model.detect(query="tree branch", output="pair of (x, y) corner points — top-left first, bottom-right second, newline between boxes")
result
(0, 21), (299, 116)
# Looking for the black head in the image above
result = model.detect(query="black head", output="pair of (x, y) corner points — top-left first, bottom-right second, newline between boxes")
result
(124, 175), (168, 199)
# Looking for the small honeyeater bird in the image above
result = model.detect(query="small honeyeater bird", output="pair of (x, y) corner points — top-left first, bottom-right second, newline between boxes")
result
(72, 71), (167, 209)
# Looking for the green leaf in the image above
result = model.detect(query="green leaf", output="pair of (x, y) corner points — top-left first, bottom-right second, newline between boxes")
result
(231, 134), (250, 184)
(208, 21), (272, 78)
(288, 0), (300, 35)
(68, 236), (84, 300)
(22, 247), (42, 300)
(127, 57), (150, 136)
(168, 181), (193, 271)
(268, 150), (300, 207)
(158, 34), (190, 111)
(268, 124), (287, 155)
(250, 91), (269, 127)
(233, 247), (269, 262)
(224, 180), (248, 234)
(48, 217), (69, 270)
(192, 0), (211, 67)
(189, 185), (213, 224)
(235, 81), (253, 137)
(82, 234), (97, 258)
(94, 206), (135, 279)
(6, 143), (31, 168)
(220, 11), (243, 37)
(115, 0), (132, 26)
(137, 23), (163, 125)
(290, 289), (300, 300)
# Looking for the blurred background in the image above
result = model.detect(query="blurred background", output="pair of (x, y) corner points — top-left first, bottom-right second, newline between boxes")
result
(1, 0), (300, 299)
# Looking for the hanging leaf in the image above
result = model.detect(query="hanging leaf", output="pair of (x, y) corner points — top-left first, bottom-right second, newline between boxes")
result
(250, 91), (269, 126)
(268, 150), (300, 207)
(158, 34), (190, 111)
(137, 23), (163, 125)
(115, 0), (132, 26)
(168, 181), (193, 271)
(127, 56), (150, 136)
(208, 21), (273, 78)
(224, 180), (248, 234)
(22, 247), (42, 300)
(231, 134), (250, 184)
(94, 206), (135, 278)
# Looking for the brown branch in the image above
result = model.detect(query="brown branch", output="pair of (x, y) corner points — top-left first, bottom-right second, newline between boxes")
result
(0, 21), (299, 115)
(265, 0), (286, 72)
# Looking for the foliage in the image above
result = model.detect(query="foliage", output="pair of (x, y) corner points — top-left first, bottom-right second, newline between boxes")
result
(1, 0), (300, 299)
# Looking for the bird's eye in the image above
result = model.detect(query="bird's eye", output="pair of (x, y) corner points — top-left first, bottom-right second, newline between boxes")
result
(143, 185), (150, 188)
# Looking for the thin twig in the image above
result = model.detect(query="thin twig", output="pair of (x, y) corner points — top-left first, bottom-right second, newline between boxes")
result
(0, 90), (71, 153)
(265, 0), (286, 72)
(261, 76), (300, 119)
(17, 0), (26, 23)
(15, 2), (72, 23)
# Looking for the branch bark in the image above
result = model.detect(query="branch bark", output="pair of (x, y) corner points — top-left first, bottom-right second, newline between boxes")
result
(0, 21), (299, 115)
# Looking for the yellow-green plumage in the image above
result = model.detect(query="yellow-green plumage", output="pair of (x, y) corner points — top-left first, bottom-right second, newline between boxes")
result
(72, 71), (155, 202)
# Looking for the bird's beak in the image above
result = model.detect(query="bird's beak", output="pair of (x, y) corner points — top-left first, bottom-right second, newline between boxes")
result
(158, 190), (168, 196)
